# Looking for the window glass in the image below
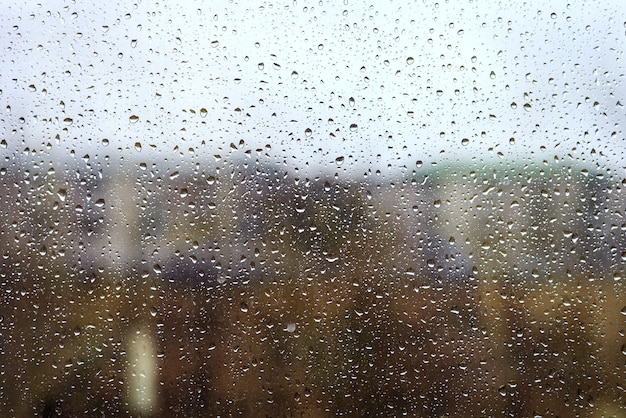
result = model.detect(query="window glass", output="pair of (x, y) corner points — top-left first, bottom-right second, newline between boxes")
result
(1, 1), (625, 416)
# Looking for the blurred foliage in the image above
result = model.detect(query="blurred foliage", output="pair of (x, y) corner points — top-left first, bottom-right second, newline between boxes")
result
(0, 159), (625, 416)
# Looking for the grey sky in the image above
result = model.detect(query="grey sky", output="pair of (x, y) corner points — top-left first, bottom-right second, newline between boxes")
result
(2, 0), (625, 176)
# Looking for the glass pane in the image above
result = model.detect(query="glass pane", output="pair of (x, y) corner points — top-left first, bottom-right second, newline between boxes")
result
(1, 1), (625, 416)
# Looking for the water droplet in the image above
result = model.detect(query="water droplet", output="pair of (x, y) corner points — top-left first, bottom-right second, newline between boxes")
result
(349, 97), (355, 107)
(153, 264), (161, 274)
(406, 57), (414, 65)
(63, 118), (73, 125)
(304, 128), (312, 137)
(170, 171), (180, 179)
(102, 138), (109, 146)
(135, 142), (142, 152)
(129, 115), (139, 123)
(95, 198), (105, 208)
(490, 71), (496, 79)
(258, 62), (264, 70)
(335, 156), (344, 165)
(461, 138), (469, 146)
(131, 39), (137, 48)
(291, 71), (298, 79)
(57, 189), (67, 201)
(523, 103), (532, 111)
(211, 40), (219, 47)
(286, 323), (296, 333)
(349, 123), (358, 132)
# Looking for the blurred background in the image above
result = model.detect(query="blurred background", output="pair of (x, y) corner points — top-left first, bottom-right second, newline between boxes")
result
(1, 1), (625, 416)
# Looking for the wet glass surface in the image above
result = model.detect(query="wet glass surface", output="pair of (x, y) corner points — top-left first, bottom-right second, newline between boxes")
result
(1, 1), (625, 416)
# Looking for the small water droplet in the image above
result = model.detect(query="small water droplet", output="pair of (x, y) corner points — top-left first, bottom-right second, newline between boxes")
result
(461, 138), (469, 146)
(349, 123), (358, 132)
(335, 156), (345, 165)
(134, 142), (142, 152)
(286, 323), (296, 333)
(129, 115), (139, 123)
(170, 171), (180, 179)
(95, 198), (105, 208)
(131, 39), (137, 48)
(57, 189), (67, 201)
(349, 97), (355, 107)
(200, 108), (208, 117)
(304, 128), (312, 137)
(258, 62), (264, 70)
(63, 118), (73, 125)
(406, 57), (414, 65)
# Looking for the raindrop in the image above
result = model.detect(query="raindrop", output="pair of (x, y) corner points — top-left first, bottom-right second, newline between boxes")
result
(63, 117), (73, 125)
(406, 57), (414, 65)
(304, 128), (312, 137)
(129, 115), (139, 123)
(349, 123), (358, 132)
(135, 142), (142, 152)
(349, 97), (355, 107)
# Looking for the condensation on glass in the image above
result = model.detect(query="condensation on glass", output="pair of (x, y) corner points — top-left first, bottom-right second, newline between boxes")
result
(1, 1), (625, 416)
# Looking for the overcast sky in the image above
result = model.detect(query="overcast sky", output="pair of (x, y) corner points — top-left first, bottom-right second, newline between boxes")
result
(2, 0), (625, 177)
